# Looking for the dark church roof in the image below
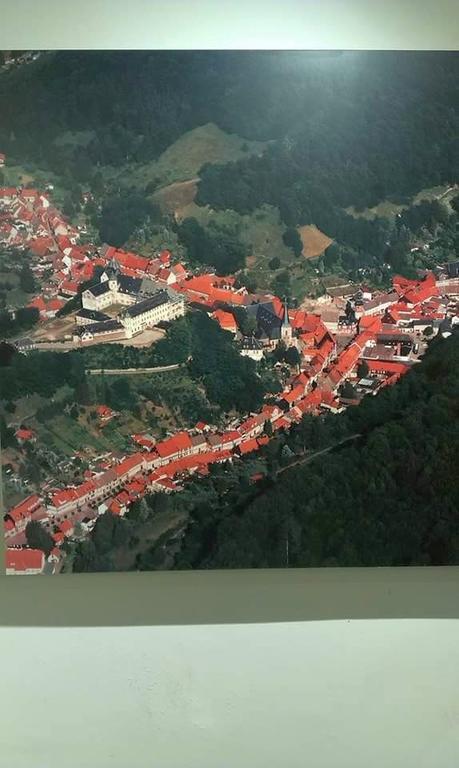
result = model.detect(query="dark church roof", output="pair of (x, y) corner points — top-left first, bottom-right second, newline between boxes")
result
(76, 308), (111, 322)
(117, 275), (142, 295)
(86, 281), (110, 297)
(123, 291), (169, 318)
(75, 320), (123, 336)
(247, 301), (282, 340)
(446, 260), (459, 278)
(241, 336), (264, 351)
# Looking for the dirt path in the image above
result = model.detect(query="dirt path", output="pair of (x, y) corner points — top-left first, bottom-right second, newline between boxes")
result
(277, 433), (361, 476)
(113, 509), (188, 571)
(86, 363), (183, 376)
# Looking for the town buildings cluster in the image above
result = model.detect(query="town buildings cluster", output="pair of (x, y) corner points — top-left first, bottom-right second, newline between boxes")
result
(2, 159), (459, 573)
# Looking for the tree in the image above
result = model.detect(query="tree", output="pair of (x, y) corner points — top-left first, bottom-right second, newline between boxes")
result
(19, 264), (36, 293)
(340, 380), (358, 400)
(177, 217), (249, 275)
(0, 415), (15, 448)
(264, 419), (273, 437)
(424, 326), (434, 337)
(16, 306), (39, 329)
(269, 256), (281, 270)
(282, 227), (303, 257)
(357, 359), (370, 379)
(284, 346), (301, 367)
(99, 190), (160, 247)
(62, 195), (76, 218)
(108, 378), (133, 410)
(272, 270), (292, 299)
(25, 521), (54, 556)
(74, 375), (92, 405)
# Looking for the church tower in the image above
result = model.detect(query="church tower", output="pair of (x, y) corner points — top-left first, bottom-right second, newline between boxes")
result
(106, 256), (121, 292)
(280, 297), (293, 345)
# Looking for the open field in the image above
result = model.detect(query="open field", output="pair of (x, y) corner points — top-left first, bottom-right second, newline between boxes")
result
(103, 123), (269, 192)
(152, 178), (201, 220)
(1, 162), (70, 207)
(112, 509), (188, 572)
(0, 270), (31, 307)
(345, 183), (458, 221)
(298, 224), (333, 259)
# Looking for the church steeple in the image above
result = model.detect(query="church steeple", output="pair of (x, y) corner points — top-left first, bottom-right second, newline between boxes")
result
(280, 297), (292, 344)
(107, 255), (121, 277)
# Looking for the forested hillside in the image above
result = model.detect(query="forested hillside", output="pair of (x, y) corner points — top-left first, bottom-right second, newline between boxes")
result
(174, 331), (459, 569)
(1, 51), (457, 192)
(1, 51), (457, 282)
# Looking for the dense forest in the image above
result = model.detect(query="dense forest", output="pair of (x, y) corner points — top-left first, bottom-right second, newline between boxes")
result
(70, 330), (459, 573)
(173, 331), (459, 569)
(1, 51), (457, 187)
(0, 51), (457, 278)
(0, 312), (266, 416)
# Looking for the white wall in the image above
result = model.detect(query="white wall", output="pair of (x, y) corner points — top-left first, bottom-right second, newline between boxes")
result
(1, 620), (458, 768)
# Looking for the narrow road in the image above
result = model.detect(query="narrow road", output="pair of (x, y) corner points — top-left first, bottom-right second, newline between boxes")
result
(277, 433), (361, 476)
(86, 363), (183, 375)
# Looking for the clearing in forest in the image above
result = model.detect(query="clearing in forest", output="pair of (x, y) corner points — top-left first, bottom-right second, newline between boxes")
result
(111, 122), (268, 194)
(153, 178), (201, 220)
(298, 224), (333, 259)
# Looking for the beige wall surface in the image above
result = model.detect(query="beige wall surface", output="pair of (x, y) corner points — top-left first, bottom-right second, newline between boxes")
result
(1, 4), (458, 768)
(1, 0), (458, 50)
(1, 620), (459, 768)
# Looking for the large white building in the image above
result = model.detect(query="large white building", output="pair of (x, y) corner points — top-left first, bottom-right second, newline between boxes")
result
(79, 260), (185, 340)
(120, 290), (185, 337)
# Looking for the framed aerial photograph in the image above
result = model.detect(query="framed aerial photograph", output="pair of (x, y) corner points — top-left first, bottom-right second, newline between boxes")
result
(1, 50), (458, 576)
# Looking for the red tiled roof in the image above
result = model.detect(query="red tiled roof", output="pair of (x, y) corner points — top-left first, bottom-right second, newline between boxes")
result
(110, 500), (123, 516)
(221, 430), (242, 445)
(7, 495), (41, 523)
(46, 298), (65, 312)
(51, 488), (78, 507)
(96, 405), (114, 418)
(366, 360), (410, 376)
(212, 309), (237, 331)
(115, 250), (150, 273)
(172, 263), (187, 278)
(358, 315), (383, 333)
(291, 311), (322, 333)
(15, 427), (35, 441)
(156, 477), (177, 491)
(131, 433), (156, 449)
(115, 453), (145, 478)
(156, 432), (192, 458)
(28, 296), (47, 312)
(56, 235), (73, 251)
(272, 416), (291, 430)
(281, 384), (306, 404)
(6, 548), (45, 572)
(238, 438), (260, 455)
(29, 236), (55, 257)
(257, 435), (270, 447)
(59, 279), (79, 295)
(59, 520), (74, 535)
(296, 390), (323, 413)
